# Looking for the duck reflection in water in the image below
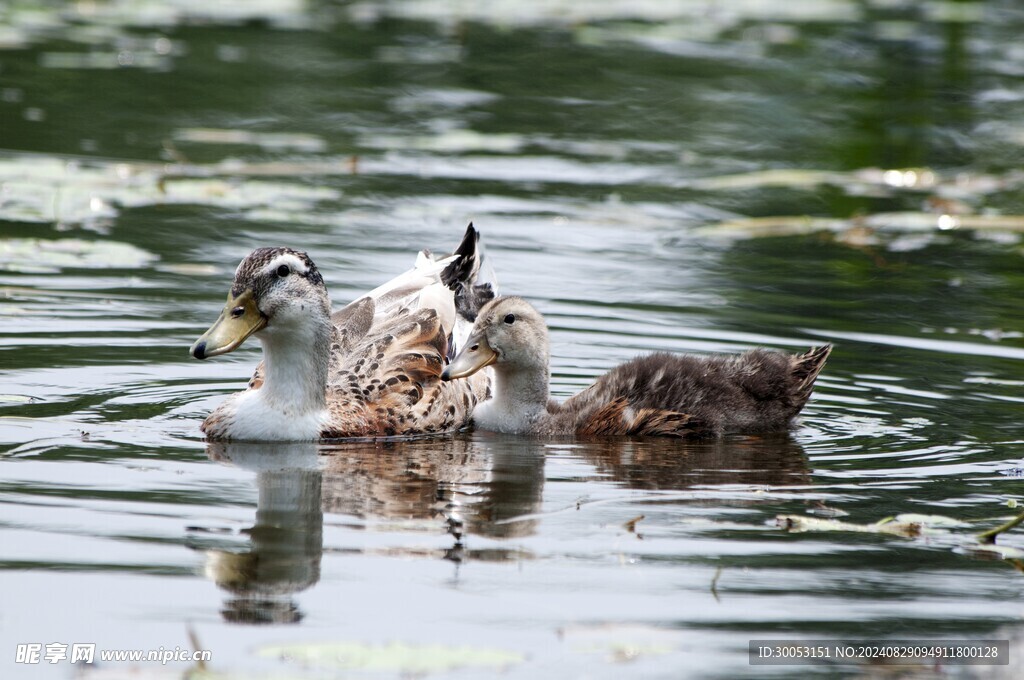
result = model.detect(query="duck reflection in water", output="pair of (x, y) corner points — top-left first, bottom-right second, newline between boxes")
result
(199, 442), (322, 624)
(317, 435), (545, 544)
(197, 435), (545, 624)
(195, 430), (809, 624)
(581, 433), (810, 490)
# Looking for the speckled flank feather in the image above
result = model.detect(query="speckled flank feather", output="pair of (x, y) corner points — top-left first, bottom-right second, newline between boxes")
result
(575, 398), (697, 437)
(317, 303), (489, 438)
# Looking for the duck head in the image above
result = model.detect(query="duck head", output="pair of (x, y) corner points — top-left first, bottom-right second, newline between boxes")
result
(442, 296), (549, 380)
(191, 247), (331, 360)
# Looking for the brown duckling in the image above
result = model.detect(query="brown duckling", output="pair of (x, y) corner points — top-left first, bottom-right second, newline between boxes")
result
(440, 296), (831, 437)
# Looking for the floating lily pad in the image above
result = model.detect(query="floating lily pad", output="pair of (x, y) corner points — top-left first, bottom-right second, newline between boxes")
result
(258, 641), (524, 673)
(0, 156), (339, 227)
(0, 394), (37, 404)
(778, 511), (1024, 568)
(355, 0), (863, 29)
(691, 169), (849, 192)
(360, 129), (527, 154)
(0, 238), (157, 272)
(175, 128), (327, 152)
(157, 178), (339, 210)
(776, 513), (962, 538)
(888, 514), (969, 528)
(696, 211), (1024, 244)
(156, 263), (220, 276)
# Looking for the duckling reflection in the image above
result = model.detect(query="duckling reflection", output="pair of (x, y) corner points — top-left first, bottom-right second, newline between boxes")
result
(580, 433), (810, 490)
(202, 442), (322, 624)
(318, 435), (545, 545)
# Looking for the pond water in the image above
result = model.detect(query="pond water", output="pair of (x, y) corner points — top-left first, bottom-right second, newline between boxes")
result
(2, 1), (1024, 678)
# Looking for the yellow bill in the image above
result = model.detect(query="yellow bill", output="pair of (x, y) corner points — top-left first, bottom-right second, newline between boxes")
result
(442, 333), (497, 380)
(191, 289), (266, 360)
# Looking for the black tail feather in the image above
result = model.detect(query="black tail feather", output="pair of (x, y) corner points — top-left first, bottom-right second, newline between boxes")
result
(440, 223), (481, 289)
(442, 223), (495, 322)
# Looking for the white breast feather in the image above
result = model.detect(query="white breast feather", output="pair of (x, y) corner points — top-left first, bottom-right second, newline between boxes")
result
(226, 390), (329, 441)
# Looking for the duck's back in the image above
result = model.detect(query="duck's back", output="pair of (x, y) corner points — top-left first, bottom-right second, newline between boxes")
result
(558, 346), (830, 437)
(321, 300), (490, 438)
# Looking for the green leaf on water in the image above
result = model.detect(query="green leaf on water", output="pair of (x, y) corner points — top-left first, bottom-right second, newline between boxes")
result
(0, 156), (340, 227)
(175, 128), (327, 152)
(0, 394), (36, 404)
(257, 641), (525, 673)
(690, 168), (847, 191)
(0, 238), (157, 272)
(776, 513), (962, 538)
(889, 513), (969, 528)
(359, 129), (527, 154)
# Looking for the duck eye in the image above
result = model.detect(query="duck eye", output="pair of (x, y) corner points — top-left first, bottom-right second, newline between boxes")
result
(230, 306), (245, 319)
(469, 344), (479, 352)
(504, 313), (515, 324)
(276, 264), (290, 278)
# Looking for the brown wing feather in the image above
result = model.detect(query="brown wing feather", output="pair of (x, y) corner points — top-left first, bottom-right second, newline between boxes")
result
(320, 305), (488, 438)
(331, 297), (375, 352)
(576, 397), (702, 438)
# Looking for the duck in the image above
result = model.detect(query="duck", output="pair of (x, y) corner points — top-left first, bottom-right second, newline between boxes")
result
(191, 224), (493, 441)
(440, 296), (831, 437)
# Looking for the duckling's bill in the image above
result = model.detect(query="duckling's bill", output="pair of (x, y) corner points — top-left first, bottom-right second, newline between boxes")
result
(442, 333), (497, 381)
(191, 289), (266, 360)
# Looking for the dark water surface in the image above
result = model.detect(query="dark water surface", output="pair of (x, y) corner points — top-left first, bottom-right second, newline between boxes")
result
(2, 1), (1024, 678)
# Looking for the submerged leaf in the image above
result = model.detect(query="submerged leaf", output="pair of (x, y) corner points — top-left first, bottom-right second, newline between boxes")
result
(623, 514), (645, 532)
(961, 543), (1024, 560)
(806, 504), (850, 518)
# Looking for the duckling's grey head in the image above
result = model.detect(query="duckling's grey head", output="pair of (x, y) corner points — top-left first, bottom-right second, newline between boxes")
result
(191, 247), (330, 360)
(442, 296), (549, 380)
